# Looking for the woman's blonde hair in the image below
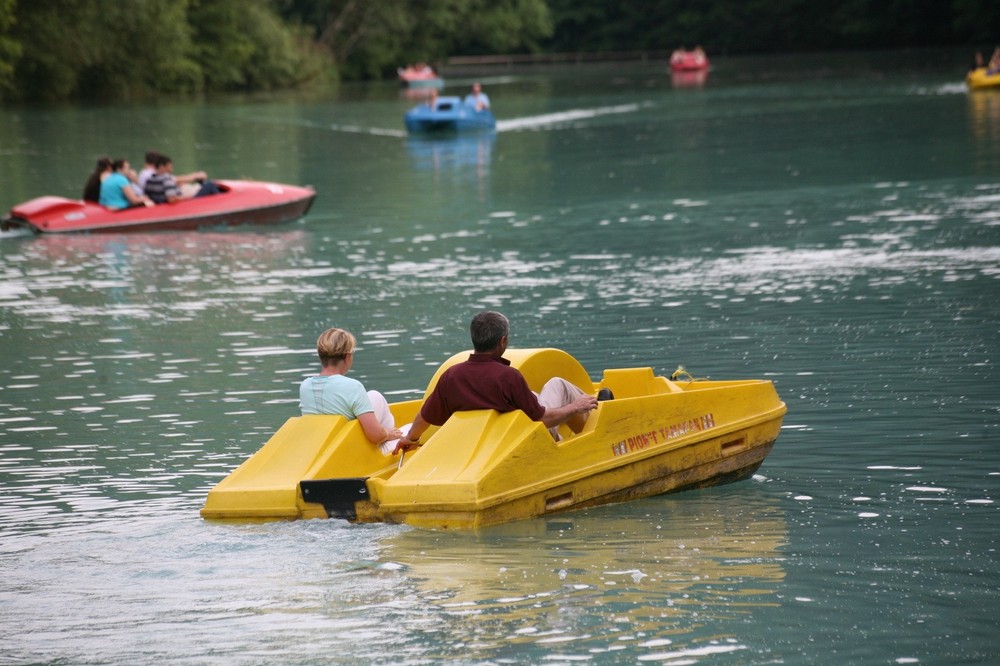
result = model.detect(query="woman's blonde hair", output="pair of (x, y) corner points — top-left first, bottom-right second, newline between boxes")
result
(316, 328), (356, 365)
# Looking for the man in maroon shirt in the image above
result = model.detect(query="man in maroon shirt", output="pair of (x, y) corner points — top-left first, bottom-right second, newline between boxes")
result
(396, 311), (598, 452)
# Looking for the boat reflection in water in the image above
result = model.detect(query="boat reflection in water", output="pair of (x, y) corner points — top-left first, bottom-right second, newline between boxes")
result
(375, 489), (786, 650)
(406, 133), (495, 195)
(671, 68), (709, 88)
(21, 229), (309, 266)
(406, 133), (495, 172)
(9, 230), (312, 322)
(968, 87), (1000, 144)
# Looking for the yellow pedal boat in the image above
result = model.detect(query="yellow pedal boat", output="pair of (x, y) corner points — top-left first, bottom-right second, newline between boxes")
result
(200, 348), (787, 529)
(967, 67), (1000, 90)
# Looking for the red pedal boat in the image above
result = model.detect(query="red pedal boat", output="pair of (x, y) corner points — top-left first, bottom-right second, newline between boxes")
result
(2, 179), (316, 234)
(670, 48), (709, 72)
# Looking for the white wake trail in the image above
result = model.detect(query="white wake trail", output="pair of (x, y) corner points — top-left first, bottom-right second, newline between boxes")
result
(496, 103), (642, 132)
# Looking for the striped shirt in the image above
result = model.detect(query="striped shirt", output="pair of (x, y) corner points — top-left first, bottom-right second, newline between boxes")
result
(143, 172), (181, 204)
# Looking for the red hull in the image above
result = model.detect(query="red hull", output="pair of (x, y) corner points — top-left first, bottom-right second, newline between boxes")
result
(2, 180), (316, 234)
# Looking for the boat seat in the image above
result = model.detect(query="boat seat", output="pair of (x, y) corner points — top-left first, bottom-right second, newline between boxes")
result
(598, 367), (681, 399)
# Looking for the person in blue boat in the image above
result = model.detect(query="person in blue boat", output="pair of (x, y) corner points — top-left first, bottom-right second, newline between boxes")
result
(143, 154), (220, 204)
(394, 311), (599, 453)
(300, 327), (404, 452)
(464, 82), (490, 111)
(99, 158), (154, 209)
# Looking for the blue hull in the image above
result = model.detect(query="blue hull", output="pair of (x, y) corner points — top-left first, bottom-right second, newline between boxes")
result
(404, 96), (496, 134)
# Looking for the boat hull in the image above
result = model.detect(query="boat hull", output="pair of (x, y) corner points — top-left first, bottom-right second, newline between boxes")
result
(2, 180), (316, 234)
(967, 67), (1000, 90)
(201, 349), (787, 529)
(400, 77), (444, 89)
(355, 414), (779, 530)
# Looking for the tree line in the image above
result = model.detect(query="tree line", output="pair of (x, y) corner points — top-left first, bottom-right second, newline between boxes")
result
(0, 0), (995, 103)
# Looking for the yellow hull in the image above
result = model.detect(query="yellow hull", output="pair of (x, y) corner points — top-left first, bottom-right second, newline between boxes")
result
(201, 348), (787, 529)
(967, 67), (1000, 90)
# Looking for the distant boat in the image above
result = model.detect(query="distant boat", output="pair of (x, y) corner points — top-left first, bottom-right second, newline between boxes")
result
(966, 67), (1000, 90)
(2, 180), (316, 234)
(670, 48), (710, 72)
(404, 96), (496, 134)
(398, 64), (444, 89)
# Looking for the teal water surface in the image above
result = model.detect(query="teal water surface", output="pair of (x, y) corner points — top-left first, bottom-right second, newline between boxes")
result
(1, 49), (998, 664)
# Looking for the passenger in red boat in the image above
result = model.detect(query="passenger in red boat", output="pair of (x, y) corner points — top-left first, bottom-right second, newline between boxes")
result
(123, 162), (145, 199)
(136, 150), (161, 191)
(82, 156), (112, 203)
(143, 154), (220, 204)
(98, 158), (154, 209)
(138, 149), (210, 192)
(299, 328), (404, 453)
(399, 62), (437, 81)
(394, 311), (598, 454)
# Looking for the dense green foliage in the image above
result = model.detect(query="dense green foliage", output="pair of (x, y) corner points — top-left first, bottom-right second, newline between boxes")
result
(277, 0), (552, 79)
(0, 0), (331, 102)
(0, 0), (19, 92)
(0, 0), (994, 102)
(544, 0), (998, 53)
(10, 0), (203, 101)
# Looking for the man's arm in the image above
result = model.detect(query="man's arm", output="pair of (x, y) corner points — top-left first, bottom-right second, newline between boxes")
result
(175, 170), (208, 184)
(540, 392), (597, 429)
(392, 411), (429, 454)
(162, 177), (185, 203)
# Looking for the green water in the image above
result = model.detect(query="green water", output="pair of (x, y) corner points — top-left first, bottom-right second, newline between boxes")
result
(1, 49), (998, 664)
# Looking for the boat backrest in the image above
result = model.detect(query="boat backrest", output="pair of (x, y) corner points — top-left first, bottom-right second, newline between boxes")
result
(505, 348), (595, 393)
(599, 367), (682, 398)
(423, 348), (595, 398)
(434, 96), (462, 111)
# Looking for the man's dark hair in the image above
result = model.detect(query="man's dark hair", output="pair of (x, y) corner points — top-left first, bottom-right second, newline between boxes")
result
(470, 311), (509, 352)
(154, 154), (172, 168)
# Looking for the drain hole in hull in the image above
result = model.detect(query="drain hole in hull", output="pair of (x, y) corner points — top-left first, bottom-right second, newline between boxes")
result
(721, 437), (746, 453)
(545, 492), (574, 511)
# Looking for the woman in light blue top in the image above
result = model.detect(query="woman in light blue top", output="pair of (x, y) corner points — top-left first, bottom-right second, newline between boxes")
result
(299, 328), (402, 449)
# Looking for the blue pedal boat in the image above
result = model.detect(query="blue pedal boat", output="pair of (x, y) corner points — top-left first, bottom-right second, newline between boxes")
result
(404, 96), (496, 134)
